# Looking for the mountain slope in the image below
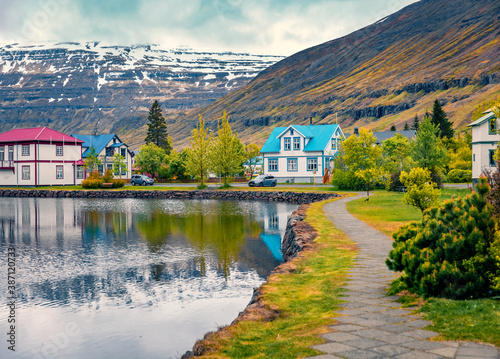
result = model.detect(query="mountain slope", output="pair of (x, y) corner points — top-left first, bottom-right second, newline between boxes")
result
(181, 0), (500, 146)
(0, 42), (283, 146)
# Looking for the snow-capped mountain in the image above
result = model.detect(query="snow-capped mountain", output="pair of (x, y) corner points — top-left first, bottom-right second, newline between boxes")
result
(0, 42), (284, 140)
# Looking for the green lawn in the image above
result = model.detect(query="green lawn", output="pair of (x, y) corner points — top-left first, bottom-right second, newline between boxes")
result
(346, 188), (500, 348)
(346, 188), (471, 235)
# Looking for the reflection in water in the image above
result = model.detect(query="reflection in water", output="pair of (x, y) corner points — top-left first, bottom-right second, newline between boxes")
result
(0, 197), (296, 359)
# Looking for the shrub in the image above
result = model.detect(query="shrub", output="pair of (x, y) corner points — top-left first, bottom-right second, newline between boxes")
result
(82, 178), (104, 189)
(102, 169), (114, 183)
(386, 177), (500, 299)
(111, 179), (125, 188)
(447, 169), (472, 183)
(331, 169), (365, 190)
(400, 167), (441, 212)
(386, 171), (404, 191)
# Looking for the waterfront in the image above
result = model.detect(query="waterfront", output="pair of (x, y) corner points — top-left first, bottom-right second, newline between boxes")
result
(0, 197), (297, 358)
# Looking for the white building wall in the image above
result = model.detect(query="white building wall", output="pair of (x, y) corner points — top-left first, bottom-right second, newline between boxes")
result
(471, 119), (500, 180)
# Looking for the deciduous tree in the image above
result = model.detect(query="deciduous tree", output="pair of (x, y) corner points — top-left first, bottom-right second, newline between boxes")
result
(134, 143), (166, 179)
(84, 146), (101, 173)
(400, 167), (441, 213)
(210, 111), (244, 187)
(112, 153), (127, 179)
(185, 115), (212, 187)
(244, 143), (261, 178)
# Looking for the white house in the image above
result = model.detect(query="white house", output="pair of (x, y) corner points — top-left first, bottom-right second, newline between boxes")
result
(0, 127), (84, 186)
(71, 134), (134, 178)
(468, 110), (499, 183)
(260, 124), (343, 184)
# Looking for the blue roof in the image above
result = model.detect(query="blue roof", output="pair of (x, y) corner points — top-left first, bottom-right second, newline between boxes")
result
(261, 124), (341, 153)
(71, 134), (116, 157)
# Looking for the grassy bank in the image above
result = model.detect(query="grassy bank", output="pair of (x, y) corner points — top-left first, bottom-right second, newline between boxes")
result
(347, 189), (500, 348)
(194, 198), (356, 358)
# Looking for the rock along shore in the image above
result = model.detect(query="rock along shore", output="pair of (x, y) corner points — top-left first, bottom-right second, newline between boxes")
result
(0, 189), (338, 204)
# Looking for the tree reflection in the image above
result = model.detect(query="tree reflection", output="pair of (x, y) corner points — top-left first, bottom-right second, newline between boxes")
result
(135, 210), (179, 250)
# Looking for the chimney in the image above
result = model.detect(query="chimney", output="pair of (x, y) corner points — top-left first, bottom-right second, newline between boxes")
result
(309, 117), (313, 126)
(354, 127), (359, 136)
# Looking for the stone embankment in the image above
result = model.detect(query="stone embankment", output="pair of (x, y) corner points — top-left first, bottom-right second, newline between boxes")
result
(281, 205), (318, 261)
(0, 189), (338, 204)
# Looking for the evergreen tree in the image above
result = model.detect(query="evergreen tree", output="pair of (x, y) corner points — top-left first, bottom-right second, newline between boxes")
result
(404, 123), (410, 131)
(390, 124), (396, 131)
(430, 99), (454, 139)
(410, 116), (447, 173)
(210, 111), (245, 187)
(145, 100), (172, 154)
(411, 114), (419, 131)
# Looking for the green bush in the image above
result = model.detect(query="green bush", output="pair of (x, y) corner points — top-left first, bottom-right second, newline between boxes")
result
(111, 179), (125, 188)
(331, 169), (365, 190)
(447, 169), (472, 183)
(386, 171), (404, 191)
(386, 177), (500, 299)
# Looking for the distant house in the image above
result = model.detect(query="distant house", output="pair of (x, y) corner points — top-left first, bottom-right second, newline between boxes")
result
(0, 127), (84, 186)
(260, 124), (343, 184)
(71, 134), (134, 178)
(467, 110), (499, 183)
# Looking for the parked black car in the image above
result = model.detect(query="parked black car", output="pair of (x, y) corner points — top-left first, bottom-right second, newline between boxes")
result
(248, 175), (277, 187)
(130, 174), (154, 186)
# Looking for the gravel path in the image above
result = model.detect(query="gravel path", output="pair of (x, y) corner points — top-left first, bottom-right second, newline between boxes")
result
(305, 194), (499, 359)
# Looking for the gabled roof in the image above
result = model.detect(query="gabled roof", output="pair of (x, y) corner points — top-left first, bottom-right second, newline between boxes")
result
(71, 134), (118, 157)
(0, 127), (83, 143)
(467, 111), (496, 127)
(277, 125), (314, 139)
(261, 124), (341, 153)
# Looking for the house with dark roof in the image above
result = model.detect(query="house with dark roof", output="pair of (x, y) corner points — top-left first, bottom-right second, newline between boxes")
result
(260, 124), (343, 184)
(71, 134), (134, 178)
(346, 128), (416, 144)
(0, 127), (84, 186)
(467, 110), (499, 183)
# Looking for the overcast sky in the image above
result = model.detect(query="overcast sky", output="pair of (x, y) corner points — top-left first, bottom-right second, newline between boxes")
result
(0, 0), (419, 55)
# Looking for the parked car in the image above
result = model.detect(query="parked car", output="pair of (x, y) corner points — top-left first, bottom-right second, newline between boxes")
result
(130, 174), (154, 186)
(248, 175), (277, 187)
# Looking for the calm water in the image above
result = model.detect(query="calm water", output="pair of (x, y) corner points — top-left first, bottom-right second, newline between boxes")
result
(0, 197), (297, 359)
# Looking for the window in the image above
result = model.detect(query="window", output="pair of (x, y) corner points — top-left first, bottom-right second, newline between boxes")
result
(489, 150), (497, 167)
(293, 137), (300, 150)
(307, 158), (318, 172)
(8, 146), (13, 161)
(56, 145), (63, 156)
(98, 164), (104, 174)
(77, 166), (84, 179)
(268, 159), (278, 172)
(290, 129), (294, 136)
(22, 166), (30, 180)
(490, 118), (497, 134)
(473, 154), (475, 162)
(106, 147), (114, 157)
(22, 145), (30, 156)
(287, 158), (298, 172)
(284, 138), (291, 151)
(107, 164), (113, 171)
(331, 138), (337, 150)
(0, 146), (4, 161)
(56, 166), (63, 179)
(269, 214), (279, 230)
(121, 148), (126, 157)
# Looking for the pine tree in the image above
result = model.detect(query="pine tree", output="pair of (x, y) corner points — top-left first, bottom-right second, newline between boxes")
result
(390, 124), (396, 131)
(431, 99), (454, 139)
(145, 100), (172, 154)
(411, 115), (419, 131)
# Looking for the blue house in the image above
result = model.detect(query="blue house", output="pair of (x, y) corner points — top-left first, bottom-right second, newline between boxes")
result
(260, 124), (344, 184)
(71, 134), (134, 178)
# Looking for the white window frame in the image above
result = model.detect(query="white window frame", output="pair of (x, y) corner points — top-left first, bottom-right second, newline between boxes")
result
(22, 166), (30, 180)
(56, 145), (63, 156)
(56, 166), (64, 179)
(293, 137), (300, 150)
(287, 158), (298, 172)
(22, 144), (30, 156)
(307, 158), (318, 172)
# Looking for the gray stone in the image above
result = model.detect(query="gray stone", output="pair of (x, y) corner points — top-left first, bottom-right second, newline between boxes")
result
(311, 342), (356, 354)
(320, 332), (361, 342)
(328, 324), (365, 332)
(371, 344), (412, 356)
(401, 329), (440, 339)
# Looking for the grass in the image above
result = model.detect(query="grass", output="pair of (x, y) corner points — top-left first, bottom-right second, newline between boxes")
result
(346, 188), (500, 348)
(194, 198), (357, 358)
(346, 188), (471, 235)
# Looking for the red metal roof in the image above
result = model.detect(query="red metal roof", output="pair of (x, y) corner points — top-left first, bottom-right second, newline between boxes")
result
(0, 127), (84, 143)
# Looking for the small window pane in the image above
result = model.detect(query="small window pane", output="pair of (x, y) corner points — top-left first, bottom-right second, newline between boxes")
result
(284, 138), (291, 150)
(22, 145), (30, 156)
(293, 138), (300, 150)
(56, 166), (63, 179)
(287, 159), (297, 171)
(56, 145), (63, 156)
(22, 166), (30, 180)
